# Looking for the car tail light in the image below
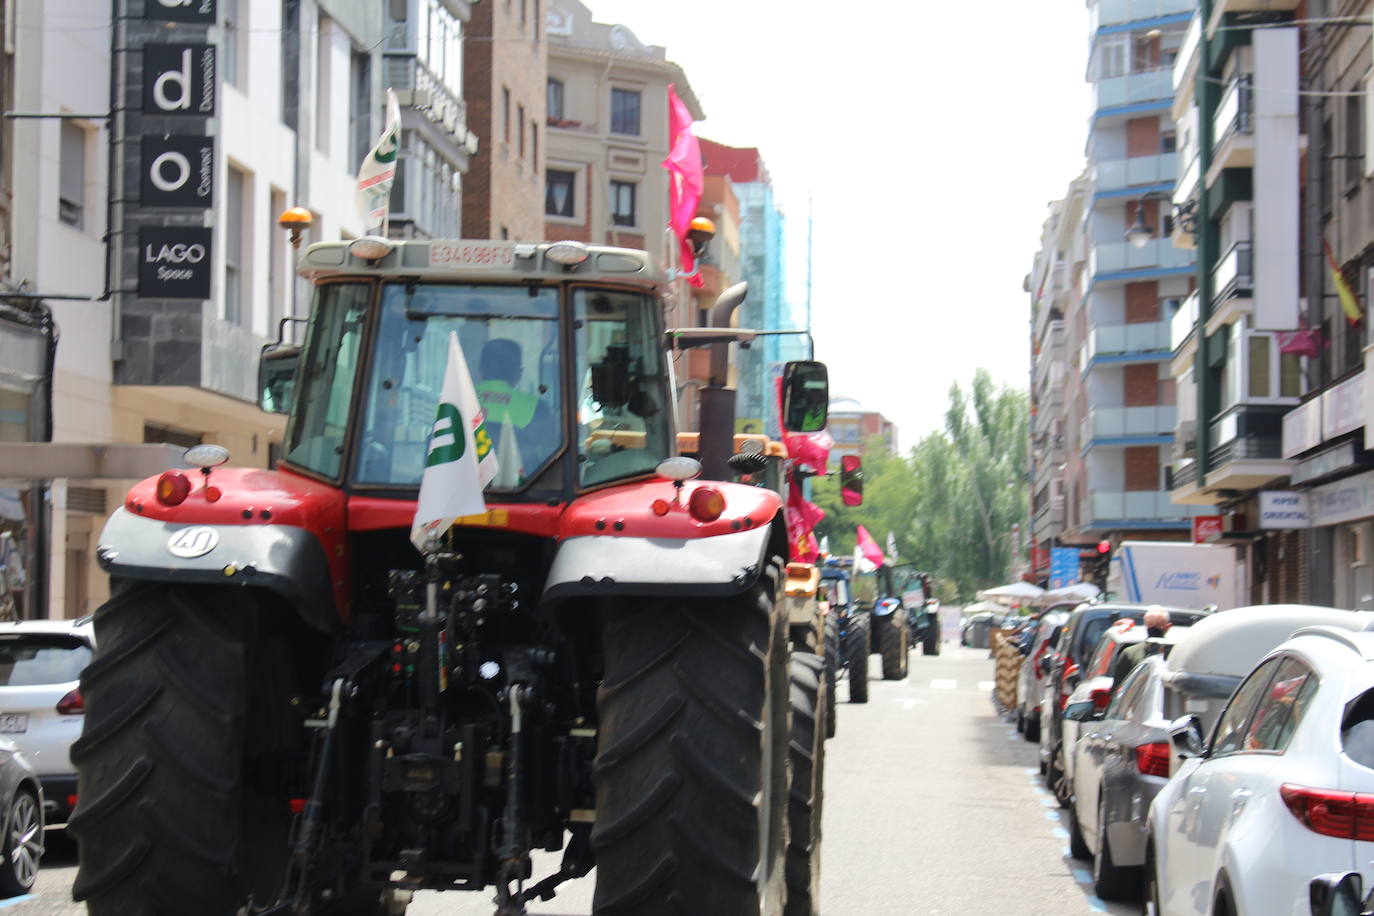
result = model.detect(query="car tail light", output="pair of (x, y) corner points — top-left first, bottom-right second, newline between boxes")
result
(687, 486), (725, 523)
(289, 798), (307, 814)
(67, 794), (78, 812)
(155, 470), (191, 506)
(1280, 784), (1374, 840)
(1134, 741), (1171, 777)
(56, 688), (83, 715)
(1090, 687), (1112, 711)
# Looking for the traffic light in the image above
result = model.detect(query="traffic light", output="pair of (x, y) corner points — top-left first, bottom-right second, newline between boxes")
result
(1092, 540), (1111, 591)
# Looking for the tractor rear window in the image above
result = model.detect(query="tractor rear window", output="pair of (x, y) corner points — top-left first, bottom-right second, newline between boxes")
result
(0, 636), (90, 686)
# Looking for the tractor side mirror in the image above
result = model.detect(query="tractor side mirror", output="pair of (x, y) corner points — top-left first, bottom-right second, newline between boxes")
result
(259, 343), (301, 415)
(782, 360), (829, 432)
(840, 454), (863, 506)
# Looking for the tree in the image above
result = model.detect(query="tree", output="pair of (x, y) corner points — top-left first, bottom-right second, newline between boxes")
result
(811, 370), (1027, 601)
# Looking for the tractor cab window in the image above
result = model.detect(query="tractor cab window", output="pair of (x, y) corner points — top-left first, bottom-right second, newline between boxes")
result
(575, 289), (671, 486)
(283, 283), (370, 479)
(356, 283), (562, 489)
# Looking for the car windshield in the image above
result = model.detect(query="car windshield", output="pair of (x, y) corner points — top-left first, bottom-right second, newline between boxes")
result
(574, 289), (673, 486)
(0, 635), (90, 686)
(355, 283), (562, 489)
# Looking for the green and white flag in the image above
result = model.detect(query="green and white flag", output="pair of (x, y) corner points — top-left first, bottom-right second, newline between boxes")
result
(410, 332), (500, 551)
(356, 88), (402, 235)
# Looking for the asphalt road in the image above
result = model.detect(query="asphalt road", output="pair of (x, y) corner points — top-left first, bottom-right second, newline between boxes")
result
(8, 643), (1135, 915)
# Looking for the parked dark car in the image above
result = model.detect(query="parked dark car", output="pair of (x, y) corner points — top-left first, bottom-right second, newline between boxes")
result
(1040, 603), (1210, 805)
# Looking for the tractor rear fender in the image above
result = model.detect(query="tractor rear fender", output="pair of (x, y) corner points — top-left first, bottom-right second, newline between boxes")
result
(543, 514), (788, 603)
(94, 507), (338, 632)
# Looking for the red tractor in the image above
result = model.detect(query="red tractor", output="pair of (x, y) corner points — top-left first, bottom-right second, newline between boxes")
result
(72, 239), (830, 915)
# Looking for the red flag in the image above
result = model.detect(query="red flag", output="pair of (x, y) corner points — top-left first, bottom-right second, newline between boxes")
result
(856, 525), (885, 568)
(663, 84), (704, 288)
(786, 478), (824, 563)
(1276, 325), (1327, 360)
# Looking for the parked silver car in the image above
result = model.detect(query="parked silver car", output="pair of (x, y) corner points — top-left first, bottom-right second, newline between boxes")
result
(1016, 611), (1068, 744)
(0, 735), (42, 897)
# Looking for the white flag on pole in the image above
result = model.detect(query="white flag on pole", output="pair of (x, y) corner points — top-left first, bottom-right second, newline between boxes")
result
(356, 89), (402, 235)
(410, 332), (500, 551)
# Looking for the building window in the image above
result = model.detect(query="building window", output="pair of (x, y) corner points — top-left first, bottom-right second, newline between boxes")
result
(315, 14), (332, 154)
(503, 86), (511, 144)
(281, 0), (300, 129)
(349, 49), (371, 170)
(531, 123), (538, 171)
(518, 104), (526, 158)
(546, 169), (575, 217)
(1347, 93), (1363, 191)
(610, 180), (636, 227)
(611, 88), (640, 136)
(1160, 131), (1177, 153)
(225, 167), (248, 326)
(547, 78), (564, 121)
(58, 121), (86, 229)
(268, 187), (287, 332)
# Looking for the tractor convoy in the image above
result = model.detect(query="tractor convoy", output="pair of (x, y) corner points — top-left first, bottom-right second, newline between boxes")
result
(72, 238), (858, 916)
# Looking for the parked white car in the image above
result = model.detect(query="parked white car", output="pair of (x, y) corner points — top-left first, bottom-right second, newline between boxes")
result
(1146, 624), (1374, 916)
(0, 618), (93, 827)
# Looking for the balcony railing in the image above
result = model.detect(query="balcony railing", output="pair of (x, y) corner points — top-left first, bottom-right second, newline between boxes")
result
(1175, 153), (1200, 200)
(1174, 13), (1201, 93)
(1168, 462), (1200, 490)
(1082, 405), (1178, 442)
(1208, 435), (1283, 467)
(1092, 0), (1195, 30)
(384, 55), (468, 144)
(1213, 75), (1253, 145)
(1212, 241), (1253, 305)
(1094, 153), (1179, 194)
(1083, 321), (1171, 363)
(1089, 239), (1194, 277)
(1171, 291), (1200, 352)
(1083, 491), (1193, 523)
(1094, 68), (1175, 111)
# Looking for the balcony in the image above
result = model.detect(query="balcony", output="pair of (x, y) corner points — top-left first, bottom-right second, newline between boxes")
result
(1094, 68), (1176, 114)
(1204, 405), (1293, 492)
(1173, 13), (1201, 96)
(1033, 497), (1066, 540)
(1211, 75), (1254, 172)
(1081, 405), (1178, 444)
(1171, 290), (1200, 350)
(1208, 0), (1300, 36)
(1082, 491), (1196, 527)
(384, 54), (472, 153)
(1091, 0), (1194, 30)
(1082, 320), (1171, 367)
(1089, 239), (1194, 279)
(1210, 241), (1252, 310)
(1094, 153), (1179, 195)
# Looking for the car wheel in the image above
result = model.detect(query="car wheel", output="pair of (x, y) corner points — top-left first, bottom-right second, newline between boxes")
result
(1093, 791), (1142, 900)
(1067, 794), (1091, 860)
(1016, 708), (1026, 733)
(0, 787), (40, 897)
(1024, 709), (1040, 744)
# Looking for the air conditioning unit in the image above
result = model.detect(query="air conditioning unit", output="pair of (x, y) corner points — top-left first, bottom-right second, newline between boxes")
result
(1171, 420), (1196, 459)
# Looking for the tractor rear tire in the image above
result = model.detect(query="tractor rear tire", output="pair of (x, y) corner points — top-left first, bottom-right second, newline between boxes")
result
(592, 560), (790, 915)
(784, 652), (826, 916)
(70, 579), (300, 916)
(876, 612), (909, 680)
(822, 613), (839, 738)
(843, 612), (870, 704)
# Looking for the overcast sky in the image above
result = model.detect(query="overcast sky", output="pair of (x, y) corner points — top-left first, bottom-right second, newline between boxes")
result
(583, 0), (1093, 450)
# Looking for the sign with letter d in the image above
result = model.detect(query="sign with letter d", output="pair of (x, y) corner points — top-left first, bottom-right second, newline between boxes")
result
(143, 45), (216, 117)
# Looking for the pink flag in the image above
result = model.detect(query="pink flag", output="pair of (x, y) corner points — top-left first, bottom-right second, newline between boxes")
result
(663, 84), (704, 288)
(1276, 321), (1327, 360)
(856, 525), (885, 568)
(786, 478), (825, 564)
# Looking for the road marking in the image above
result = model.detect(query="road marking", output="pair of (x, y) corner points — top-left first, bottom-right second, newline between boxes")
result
(930, 679), (957, 690)
(892, 699), (918, 710)
(1072, 867), (1092, 883)
(977, 680), (995, 691)
(0, 896), (35, 909)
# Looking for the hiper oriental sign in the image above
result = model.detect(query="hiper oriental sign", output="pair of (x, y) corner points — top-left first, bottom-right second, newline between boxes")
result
(1258, 491), (1312, 529)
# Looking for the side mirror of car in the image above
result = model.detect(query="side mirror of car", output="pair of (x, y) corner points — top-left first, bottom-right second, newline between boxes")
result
(1063, 701), (1096, 722)
(1038, 656), (1052, 677)
(1309, 872), (1366, 916)
(1168, 714), (1206, 759)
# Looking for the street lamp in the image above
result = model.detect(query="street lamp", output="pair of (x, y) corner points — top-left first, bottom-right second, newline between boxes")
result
(1124, 191), (1198, 249)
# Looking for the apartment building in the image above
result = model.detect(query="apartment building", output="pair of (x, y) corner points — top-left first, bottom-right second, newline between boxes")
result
(462, 0), (547, 240)
(1028, 0), (1204, 583)
(1167, 0), (1308, 604)
(2, 0), (474, 617)
(827, 398), (897, 462)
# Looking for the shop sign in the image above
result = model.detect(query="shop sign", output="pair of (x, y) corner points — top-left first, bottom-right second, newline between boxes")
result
(1192, 515), (1223, 543)
(1323, 372), (1366, 440)
(1283, 398), (1323, 458)
(1048, 547), (1078, 589)
(144, 0), (216, 23)
(142, 45), (215, 117)
(138, 226), (212, 299)
(1310, 469), (1374, 528)
(141, 136), (214, 208)
(1258, 491), (1311, 529)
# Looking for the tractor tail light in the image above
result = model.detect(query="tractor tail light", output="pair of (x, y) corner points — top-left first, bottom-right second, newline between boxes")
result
(1090, 687), (1112, 711)
(56, 688), (83, 715)
(155, 470), (191, 506)
(1134, 741), (1171, 777)
(687, 486), (725, 523)
(1280, 784), (1374, 840)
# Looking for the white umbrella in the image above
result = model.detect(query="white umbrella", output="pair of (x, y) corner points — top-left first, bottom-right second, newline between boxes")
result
(976, 581), (1045, 602)
(1037, 582), (1100, 606)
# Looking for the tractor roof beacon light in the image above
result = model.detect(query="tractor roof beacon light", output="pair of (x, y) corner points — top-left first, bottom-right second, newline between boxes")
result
(687, 216), (716, 257)
(278, 207), (315, 250)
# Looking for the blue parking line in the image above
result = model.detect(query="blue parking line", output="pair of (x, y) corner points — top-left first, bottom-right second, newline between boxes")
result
(1044, 810), (1061, 822)
(1072, 867), (1092, 883)
(0, 895), (35, 908)
(1086, 897), (1109, 912)
(1051, 827), (1069, 839)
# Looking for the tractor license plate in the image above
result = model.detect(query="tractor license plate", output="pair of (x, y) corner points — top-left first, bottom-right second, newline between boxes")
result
(0, 714), (27, 734)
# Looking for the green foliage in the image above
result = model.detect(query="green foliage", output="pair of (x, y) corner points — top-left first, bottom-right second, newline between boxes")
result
(812, 370), (1027, 601)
